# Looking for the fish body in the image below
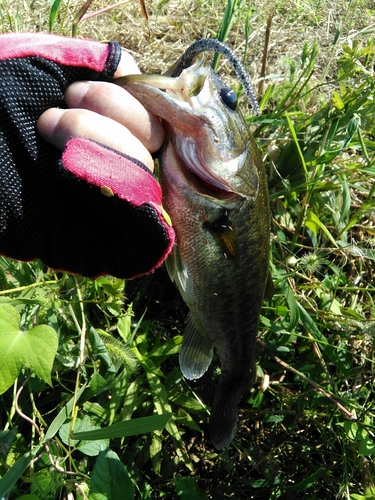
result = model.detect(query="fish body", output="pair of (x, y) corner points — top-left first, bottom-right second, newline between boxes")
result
(116, 48), (270, 449)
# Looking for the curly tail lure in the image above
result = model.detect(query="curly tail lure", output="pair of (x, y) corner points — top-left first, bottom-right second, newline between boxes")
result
(169, 39), (260, 116)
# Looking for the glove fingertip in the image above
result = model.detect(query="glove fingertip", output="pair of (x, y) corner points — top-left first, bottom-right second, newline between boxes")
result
(61, 137), (163, 206)
(58, 137), (175, 279)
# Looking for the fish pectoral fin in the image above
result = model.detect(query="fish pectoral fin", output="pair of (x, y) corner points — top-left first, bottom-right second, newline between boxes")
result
(204, 211), (239, 262)
(179, 314), (214, 380)
(165, 245), (189, 293)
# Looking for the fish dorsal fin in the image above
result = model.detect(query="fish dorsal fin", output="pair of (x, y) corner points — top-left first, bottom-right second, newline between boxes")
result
(179, 314), (214, 380)
(203, 211), (239, 263)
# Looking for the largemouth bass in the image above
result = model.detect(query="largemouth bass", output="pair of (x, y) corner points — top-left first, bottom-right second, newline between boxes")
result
(116, 40), (271, 449)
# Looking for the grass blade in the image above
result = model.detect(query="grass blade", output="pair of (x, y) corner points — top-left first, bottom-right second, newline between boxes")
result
(72, 413), (171, 440)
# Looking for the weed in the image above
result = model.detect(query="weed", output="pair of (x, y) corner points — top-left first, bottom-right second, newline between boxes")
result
(0, 1), (374, 499)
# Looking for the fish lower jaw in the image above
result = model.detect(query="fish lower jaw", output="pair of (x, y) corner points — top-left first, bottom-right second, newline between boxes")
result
(162, 140), (240, 203)
(177, 158), (239, 201)
(168, 141), (237, 199)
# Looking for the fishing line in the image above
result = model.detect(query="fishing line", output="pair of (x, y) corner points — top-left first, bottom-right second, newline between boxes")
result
(170, 39), (261, 117)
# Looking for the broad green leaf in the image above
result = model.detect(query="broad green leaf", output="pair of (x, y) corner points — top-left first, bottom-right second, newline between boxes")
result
(88, 327), (113, 371)
(145, 363), (193, 469)
(90, 449), (134, 500)
(31, 469), (63, 498)
(342, 421), (362, 439)
(83, 402), (110, 421)
(72, 413), (171, 440)
(120, 377), (144, 420)
(60, 416), (109, 456)
(275, 306), (289, 317)
(0, 297), (47, 306)
(341, 421), (375, 456)
(134, 348), (194, 470)
(174, 477), (209, 500)
(117, 310), (132, 342)
(265, 415), (285, 424)
(331, 90), (345, 110)
(359, 436), (375, 456)
(337, 421), (375, 456)
(0, 303), (19, 326)
(82, 373), (108, 401)
(0, 304), (58, 394)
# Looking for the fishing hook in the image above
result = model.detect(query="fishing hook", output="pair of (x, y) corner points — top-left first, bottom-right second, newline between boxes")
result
(170, 39), (260, 116)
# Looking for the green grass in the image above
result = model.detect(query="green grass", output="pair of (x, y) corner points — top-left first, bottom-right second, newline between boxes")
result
(0, 0), (375, 498)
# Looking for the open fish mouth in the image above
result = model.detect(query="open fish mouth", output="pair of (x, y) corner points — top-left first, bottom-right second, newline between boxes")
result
(114, 40), (260, 200)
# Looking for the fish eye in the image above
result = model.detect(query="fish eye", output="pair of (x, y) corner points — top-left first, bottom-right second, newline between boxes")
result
(219, 87), (238, 110)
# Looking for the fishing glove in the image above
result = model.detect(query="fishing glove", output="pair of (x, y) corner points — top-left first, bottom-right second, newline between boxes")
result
(0, 33), (174, 279)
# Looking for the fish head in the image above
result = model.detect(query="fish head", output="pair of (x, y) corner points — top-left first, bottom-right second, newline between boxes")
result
(115, 56), (260, 201)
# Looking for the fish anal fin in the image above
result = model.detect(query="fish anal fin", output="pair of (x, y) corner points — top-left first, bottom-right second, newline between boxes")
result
(179, 314), (214, 380)
(204, 212), (239, 263)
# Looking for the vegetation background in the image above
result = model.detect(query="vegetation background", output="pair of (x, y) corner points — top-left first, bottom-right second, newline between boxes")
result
(0, 0), (374, 498)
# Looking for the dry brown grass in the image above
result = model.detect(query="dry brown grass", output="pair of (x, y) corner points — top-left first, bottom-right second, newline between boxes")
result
(1, 0), (374, 80)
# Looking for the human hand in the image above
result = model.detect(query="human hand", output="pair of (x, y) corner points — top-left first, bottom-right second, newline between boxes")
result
(0, 33), (174, 279)
(37, 51), (164, 173)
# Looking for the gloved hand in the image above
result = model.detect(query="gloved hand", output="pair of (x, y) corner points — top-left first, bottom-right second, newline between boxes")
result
(0, 33), (175, 279)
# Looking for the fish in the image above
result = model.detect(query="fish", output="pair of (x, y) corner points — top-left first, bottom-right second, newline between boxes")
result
(115, 39), (272, 449)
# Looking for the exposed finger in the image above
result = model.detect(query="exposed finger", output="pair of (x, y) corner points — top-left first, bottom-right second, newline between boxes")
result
(114, 49), (141, 77)
(64, 80), (164, 153)
(37, 107), (155, 172)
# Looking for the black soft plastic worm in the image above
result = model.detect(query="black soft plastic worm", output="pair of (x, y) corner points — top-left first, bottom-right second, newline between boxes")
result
(170, 38), (260, 116)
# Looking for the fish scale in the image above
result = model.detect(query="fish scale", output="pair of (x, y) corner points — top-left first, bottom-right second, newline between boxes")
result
(115, 40), (271, 449)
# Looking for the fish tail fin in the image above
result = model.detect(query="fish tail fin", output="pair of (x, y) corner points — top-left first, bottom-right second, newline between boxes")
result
(209, 372), (254, 450)
(179, 313), (214, 380)
(209, 387), (240, 450)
